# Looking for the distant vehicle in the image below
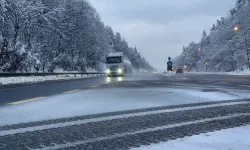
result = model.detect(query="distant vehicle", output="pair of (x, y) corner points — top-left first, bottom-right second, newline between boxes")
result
(106, 52), (132, 77)
(176, 69), (184, 74)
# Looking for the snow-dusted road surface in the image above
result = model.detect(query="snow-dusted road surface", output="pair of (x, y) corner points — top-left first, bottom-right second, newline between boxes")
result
(0, 72), (250, 149)
(133, 125), (250, 150)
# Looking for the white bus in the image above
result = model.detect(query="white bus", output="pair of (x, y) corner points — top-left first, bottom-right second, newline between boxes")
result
(106, 52), (132, 77)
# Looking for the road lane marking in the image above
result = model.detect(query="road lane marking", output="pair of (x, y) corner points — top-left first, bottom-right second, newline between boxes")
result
(1, 101), (249, 136)
(35, 113), (250, 150)
(62, 89), (81, 94)
(8, 97), (46, 105)
(91, 85), (101, 88)
(239, 85), (250, 88)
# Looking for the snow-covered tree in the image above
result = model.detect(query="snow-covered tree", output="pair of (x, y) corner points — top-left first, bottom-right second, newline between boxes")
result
(175, 0), (250, 72)
(0, 0), (153, 72)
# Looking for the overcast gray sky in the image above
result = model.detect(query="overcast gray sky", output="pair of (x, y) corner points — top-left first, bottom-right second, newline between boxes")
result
(89, 0), (235, 71)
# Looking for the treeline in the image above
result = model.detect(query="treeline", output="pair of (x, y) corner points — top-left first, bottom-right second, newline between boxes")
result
(174, 0), (250, 72)
(0, 0), (153, 73)
(106, 26), (153, 71)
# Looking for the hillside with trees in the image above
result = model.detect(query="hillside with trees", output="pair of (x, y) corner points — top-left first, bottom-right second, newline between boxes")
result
(0, 0), (153, 73)
(174, 0), (250, 72)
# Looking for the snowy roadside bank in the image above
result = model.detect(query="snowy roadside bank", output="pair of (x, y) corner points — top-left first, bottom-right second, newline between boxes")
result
(161, 71), (175, 76)
(188, 70), (250, 76)
(133, 125), (250, 150)
(0, 74), (101, 85)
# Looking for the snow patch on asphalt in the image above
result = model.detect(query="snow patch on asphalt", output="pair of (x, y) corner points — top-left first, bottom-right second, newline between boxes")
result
(133, 125), (250, 150)
(0, 74), (94, 85)
(184, 90), (238, 100)
(162, 71), (175, 76)
(0, 87), (242, 125)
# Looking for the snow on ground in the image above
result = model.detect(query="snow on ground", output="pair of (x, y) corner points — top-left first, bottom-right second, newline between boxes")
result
(0, 86), (244, 125)
(0, 74), (97, 85)
(161, 71), (175, 76)
(132, 68), (150, 73)
(133, 125), (250, 150)
(189, 70), (250, 76)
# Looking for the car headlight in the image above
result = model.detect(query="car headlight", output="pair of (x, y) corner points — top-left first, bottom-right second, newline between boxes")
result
(106, 69), (111, 74)
(117, 68), (123, 74)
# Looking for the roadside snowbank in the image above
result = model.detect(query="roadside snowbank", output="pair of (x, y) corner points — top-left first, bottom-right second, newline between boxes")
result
(132, 68), (150, 73)
(133, 125), (250, 150)
(0, 74), (95, 85)
(162, 71), (175, 76)
(189, 70), (250, 76)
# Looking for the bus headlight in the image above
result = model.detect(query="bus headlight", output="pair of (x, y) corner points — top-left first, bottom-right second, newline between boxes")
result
(106, 69), (111, 74)
(117, 68), (123, 74)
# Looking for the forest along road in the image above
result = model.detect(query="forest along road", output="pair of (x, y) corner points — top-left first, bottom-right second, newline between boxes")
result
(1, 72), (250, 149)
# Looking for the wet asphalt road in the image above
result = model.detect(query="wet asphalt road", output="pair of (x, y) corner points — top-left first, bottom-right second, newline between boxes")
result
(0, 72), (250, 106)
(0, 73), (163, 106)
(184, 73), (250, 87)
(0, 72), (250, 149)
(0, 76), (108, 105)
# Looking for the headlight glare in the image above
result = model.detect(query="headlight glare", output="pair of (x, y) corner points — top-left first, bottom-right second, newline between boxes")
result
(106, 69), (111, 74)
(117, 68), (123, 74)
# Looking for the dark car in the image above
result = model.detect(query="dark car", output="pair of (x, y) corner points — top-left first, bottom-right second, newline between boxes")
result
(176, 69), (184, 74)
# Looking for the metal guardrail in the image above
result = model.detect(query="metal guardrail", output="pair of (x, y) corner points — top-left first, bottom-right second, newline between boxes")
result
(0, 72), (106, 77)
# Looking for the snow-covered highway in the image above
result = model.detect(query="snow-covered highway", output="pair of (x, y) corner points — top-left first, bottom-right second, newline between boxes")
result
(1, 73), (250, 150)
